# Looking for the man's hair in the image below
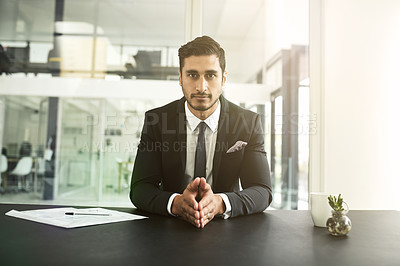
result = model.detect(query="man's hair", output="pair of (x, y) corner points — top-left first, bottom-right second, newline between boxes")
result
(178, 36), (226, 74)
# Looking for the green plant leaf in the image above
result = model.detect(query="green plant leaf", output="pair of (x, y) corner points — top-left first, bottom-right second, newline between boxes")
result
(328, 194), (345, 211)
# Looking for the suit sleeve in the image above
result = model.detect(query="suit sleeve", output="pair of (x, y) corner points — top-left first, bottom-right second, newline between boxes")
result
(130, 111), (173, 216)
(225, 114), (273, 217)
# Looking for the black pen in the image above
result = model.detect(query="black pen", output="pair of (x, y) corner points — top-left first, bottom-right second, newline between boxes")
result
(65, 212), (111, 216)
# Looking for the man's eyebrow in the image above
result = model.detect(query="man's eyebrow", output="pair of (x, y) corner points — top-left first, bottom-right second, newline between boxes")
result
(185, 70), (199, 73)
(185, 69), (218, 75)
(205, 70), (218, 74)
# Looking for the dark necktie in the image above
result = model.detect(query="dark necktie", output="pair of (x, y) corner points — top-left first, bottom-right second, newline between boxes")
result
(194, 122), (207, 179)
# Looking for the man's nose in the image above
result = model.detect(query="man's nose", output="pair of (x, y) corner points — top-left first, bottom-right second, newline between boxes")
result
(196, 76), (208, 92)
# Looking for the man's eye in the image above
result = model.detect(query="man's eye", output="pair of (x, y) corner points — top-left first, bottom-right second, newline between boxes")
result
(206, 74), (216, 79)
(188, 73), (198, 79)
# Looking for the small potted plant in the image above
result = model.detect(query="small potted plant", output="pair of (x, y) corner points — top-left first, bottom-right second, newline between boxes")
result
(326, 194), (352, 236)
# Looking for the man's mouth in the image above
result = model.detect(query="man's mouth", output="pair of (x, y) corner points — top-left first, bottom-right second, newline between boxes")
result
(192, 94), (210, 99)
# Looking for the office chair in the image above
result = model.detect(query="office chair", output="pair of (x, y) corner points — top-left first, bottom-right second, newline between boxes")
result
(9, 156), (33, 191)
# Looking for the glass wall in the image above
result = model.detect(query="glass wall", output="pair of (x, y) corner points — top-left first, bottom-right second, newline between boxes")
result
(0, 96), (46, 198)
(266, 46), (309, 210)
(0, 0), (309, 209)
(0, 0), (186, 206)
(57, 99), (100, 202)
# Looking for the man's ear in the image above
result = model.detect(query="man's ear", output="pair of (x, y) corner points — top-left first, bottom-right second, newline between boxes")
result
(179, 71), (182, 86)
(222, 71), (227, 86)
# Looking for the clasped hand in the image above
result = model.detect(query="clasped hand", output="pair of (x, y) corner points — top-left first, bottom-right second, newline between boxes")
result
(171, 177), (225, 228)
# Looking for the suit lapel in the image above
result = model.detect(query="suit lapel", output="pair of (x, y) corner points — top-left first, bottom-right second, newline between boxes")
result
(176, 97), (187, 172)
(212, 96), (230, 188)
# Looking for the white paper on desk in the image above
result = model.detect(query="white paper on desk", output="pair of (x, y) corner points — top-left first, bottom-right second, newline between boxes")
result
(5, 207), (147, 229)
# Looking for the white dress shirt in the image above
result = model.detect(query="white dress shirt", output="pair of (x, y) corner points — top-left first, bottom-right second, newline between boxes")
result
(167, 100), (232, 219)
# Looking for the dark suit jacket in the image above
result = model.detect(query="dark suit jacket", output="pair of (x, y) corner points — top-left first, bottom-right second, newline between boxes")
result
(130, 95), (272, 217)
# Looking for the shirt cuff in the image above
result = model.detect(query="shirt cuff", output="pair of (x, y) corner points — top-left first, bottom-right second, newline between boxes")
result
(167, 193), (180, 216)
(217, 193), (232, 219)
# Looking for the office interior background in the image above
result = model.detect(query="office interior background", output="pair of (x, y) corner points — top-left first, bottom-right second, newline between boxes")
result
(0, 0), (399, 211)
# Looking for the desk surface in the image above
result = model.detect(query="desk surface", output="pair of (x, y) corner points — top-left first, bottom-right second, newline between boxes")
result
(1, 204), (399, 266)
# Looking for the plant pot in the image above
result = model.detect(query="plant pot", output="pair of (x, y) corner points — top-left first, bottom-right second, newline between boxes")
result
(326, 210), (352, 236)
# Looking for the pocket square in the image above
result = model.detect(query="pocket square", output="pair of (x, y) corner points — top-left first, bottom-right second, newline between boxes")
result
(226, 141), (248, 153)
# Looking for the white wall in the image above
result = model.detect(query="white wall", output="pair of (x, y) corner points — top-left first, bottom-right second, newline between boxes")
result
(310, 0), (400, 210)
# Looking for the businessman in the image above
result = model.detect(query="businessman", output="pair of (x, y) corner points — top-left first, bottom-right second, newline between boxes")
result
(130, 36), (272, 228)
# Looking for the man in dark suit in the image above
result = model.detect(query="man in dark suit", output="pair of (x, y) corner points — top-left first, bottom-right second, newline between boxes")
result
(130, 36), (272, 228)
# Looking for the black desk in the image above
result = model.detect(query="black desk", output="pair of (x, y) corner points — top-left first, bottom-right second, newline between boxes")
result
(1, 204), (399, 266)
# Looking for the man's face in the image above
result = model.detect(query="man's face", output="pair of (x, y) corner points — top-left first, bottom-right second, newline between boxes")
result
(179, 54), (227, 118)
